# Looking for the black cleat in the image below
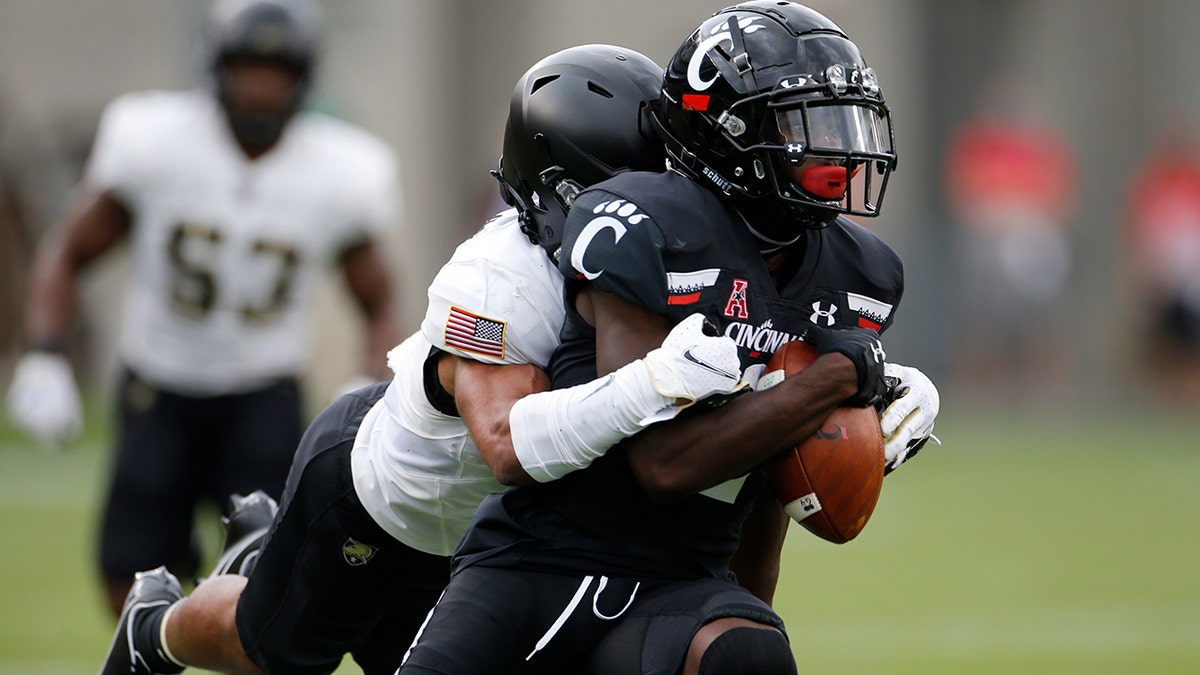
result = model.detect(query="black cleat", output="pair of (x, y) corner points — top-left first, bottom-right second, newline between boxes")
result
(209, 490), (279, 578)
(98, 567), (183, 675)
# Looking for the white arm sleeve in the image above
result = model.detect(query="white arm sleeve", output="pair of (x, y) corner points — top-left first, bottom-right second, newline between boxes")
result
(510, 357), (672, 483)
(511, 312), (745, 483)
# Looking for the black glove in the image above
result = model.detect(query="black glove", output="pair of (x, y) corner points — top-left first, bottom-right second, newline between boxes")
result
(804, 324), (888, 407)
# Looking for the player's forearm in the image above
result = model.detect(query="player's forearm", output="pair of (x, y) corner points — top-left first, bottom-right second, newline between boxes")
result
(728, 491), (788, 605)
(627, 353), (857, 502)
(452, 358), (545, 486)
(470, 406), (537, 487)
(363, 307), (402, 381)
(507, 357), (681, 483)
(341, 241), (402, 380)
(24, 190), (129, 348)
(24, 240), (83, 348)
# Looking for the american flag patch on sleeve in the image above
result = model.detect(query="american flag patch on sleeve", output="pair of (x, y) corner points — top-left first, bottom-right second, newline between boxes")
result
(445, 306), (506, 358)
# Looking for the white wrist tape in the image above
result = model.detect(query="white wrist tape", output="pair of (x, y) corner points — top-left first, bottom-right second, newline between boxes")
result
(511, 358), (675, 483)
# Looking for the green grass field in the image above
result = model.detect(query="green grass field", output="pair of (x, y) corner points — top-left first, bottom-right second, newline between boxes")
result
(1, 406), (1197, 674)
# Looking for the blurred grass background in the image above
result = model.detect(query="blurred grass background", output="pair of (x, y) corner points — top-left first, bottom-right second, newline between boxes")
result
(1, 403), (1197, 674)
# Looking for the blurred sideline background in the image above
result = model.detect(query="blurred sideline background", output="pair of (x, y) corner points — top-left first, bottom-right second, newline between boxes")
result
(0, 1), (1197, 673)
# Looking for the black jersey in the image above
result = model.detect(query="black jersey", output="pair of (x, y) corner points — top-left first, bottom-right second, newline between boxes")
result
(454, 170), (904, 580)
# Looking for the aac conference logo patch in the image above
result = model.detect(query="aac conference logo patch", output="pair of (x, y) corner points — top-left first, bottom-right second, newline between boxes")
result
(342, 537), (378, 566)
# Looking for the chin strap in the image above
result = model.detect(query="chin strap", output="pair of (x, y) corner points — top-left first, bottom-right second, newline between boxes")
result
(730, 201), (803, 254)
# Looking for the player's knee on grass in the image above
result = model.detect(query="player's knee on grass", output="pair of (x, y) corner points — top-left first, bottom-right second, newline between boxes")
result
(697, 626), (796, 675)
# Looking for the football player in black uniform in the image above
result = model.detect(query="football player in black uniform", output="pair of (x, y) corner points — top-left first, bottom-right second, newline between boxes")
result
(398, 3), (938, 674)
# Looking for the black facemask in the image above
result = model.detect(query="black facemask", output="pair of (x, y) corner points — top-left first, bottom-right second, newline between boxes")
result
(223, 108), (290, 155)
(214, 59), (306, 157)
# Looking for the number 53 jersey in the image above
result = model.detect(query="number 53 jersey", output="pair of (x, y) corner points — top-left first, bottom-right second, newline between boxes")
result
(86, 89), (399, 396)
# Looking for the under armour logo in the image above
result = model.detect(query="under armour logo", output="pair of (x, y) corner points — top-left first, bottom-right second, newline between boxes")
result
(869, 340), (886, 364)
(810, 301), (837, 326)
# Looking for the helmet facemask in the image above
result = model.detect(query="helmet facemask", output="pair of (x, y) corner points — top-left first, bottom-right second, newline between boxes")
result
(216, 56), (308, 154)
(762, 67), (895, 223)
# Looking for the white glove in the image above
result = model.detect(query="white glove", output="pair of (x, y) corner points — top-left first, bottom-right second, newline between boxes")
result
(643, 313), (744, 410)
(6, 351), (83, 447)
(880, 362), (940, 475)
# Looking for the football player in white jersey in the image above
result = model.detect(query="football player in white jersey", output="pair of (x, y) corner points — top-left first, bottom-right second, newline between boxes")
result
(6, 0), (403, 616)
(98, 44), (747, 675)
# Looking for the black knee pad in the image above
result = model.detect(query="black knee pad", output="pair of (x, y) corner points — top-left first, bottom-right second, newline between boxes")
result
(698, 626), (797, 675)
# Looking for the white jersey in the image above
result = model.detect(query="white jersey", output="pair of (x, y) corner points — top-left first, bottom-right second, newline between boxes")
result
(351, 211), (565, 555)
(86, 89), (399, 395)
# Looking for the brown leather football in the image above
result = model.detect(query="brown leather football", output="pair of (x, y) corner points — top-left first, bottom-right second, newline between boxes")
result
(761, 340), (885, 544)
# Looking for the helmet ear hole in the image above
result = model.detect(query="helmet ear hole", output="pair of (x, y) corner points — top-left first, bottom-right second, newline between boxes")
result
(527, 187), (543, 210)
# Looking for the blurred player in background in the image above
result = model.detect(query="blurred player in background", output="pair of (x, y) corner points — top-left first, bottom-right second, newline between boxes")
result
(97, 44), (746, 675)
(943, 77), (1078, 409)
(0, 165), (26, 362)
(6, 0), (402, 616)
(1123, 121), (1200, 403)
(399, 3), (939, 674)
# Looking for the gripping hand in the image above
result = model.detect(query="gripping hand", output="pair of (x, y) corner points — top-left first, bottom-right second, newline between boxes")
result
(805, 324), (888, 407)
(6, 351), (83, 447)
(643, 313), (744, 410)
(879, 362), (940, 475)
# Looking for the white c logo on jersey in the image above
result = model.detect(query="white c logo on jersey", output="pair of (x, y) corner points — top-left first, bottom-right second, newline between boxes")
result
(571, 215), (628, 281)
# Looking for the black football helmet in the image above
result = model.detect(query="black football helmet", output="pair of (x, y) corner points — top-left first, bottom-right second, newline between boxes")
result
(653, 1), (897, 246)
(495, 44), (667, 261)
(208, 0), (320, 151)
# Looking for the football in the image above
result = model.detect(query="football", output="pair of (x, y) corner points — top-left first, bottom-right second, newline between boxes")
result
(760, 340), (885, 544)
